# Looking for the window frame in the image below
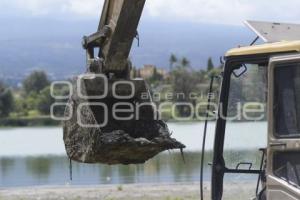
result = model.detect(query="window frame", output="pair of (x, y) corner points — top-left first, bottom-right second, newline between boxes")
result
(272, 62), (300, 139)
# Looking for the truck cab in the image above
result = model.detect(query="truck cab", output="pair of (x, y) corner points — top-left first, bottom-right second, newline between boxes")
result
(211, 21), (300, 200)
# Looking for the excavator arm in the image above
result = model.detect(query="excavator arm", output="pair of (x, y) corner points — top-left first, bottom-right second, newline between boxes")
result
(63, 0), (185, 165)
(82, 0), (146, 78)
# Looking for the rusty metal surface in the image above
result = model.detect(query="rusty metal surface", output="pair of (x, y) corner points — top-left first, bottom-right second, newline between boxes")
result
(63, 77), (185, 164)
(63, 0), (185, 165)
(98, 0), (146, 73)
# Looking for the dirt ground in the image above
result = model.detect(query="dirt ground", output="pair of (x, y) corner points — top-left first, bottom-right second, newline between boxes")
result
(0, 182), (256, 200)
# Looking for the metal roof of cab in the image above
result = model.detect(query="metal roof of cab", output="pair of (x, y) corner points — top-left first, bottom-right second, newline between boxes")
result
(225, 40), (300, 57)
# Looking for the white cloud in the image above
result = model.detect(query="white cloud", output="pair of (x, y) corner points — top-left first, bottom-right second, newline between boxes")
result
(146, 0), (253, 25)
(1, 0), (67, 16)
(64, 0), (103, 17)
(1, 0), (300, 25)
(0, 0), (103, 17)
(145, 0), (300, 25)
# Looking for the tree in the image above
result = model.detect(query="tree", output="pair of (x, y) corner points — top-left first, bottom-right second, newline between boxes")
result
(169, 54), (178, 70)
(181, 57), (190, 68)
(23, 71), (50, 95)
(132, 67), (138, 78)
(0, 82), (14, 118)
(136, 69), (141, 78)
(171, 63), (198, 117)
(148, 67), (163, 85)
(207, 57), (215, 71)
(37, 86), (55, 115)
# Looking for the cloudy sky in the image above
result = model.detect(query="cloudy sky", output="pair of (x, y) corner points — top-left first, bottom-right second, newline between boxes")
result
(0, 0), (300, 25)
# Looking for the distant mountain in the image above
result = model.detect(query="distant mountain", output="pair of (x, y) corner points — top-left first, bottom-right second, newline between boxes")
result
(0, 17), (256, 81)
(131, 20), (255, 68)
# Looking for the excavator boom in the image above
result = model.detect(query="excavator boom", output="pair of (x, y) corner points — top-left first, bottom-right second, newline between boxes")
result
(83, 0), (146, 77)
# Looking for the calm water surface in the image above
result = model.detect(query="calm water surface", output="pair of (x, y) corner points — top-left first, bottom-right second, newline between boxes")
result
(0, 122), (267, 187)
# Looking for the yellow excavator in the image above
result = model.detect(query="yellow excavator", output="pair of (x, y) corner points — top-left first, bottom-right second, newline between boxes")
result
(62, 0), (300, 199)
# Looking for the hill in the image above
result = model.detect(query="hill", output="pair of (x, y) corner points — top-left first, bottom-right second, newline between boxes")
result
(0, 17), (256, 82)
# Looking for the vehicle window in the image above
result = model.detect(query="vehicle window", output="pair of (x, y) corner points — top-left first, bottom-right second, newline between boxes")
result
(222, 63), (268, 200)
(224, 63), (268, 169)
(273, 152), (300, 188)
(274, 63), (300, 137)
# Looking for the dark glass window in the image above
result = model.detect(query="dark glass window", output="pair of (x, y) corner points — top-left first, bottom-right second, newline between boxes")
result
(273, 152), (300, 188)
(274, 63), (300, 137)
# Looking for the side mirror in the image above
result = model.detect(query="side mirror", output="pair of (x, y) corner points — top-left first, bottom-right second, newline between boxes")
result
(233, 64), (248, 77)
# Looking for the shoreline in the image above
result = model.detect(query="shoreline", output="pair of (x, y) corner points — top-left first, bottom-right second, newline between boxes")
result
(0, 120), (266, 129)
(0, 182), (256, 200)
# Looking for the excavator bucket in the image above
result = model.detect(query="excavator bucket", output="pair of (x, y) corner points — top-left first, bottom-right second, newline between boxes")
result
(63, 0), (185, 165)
(63, 75), (185, 164)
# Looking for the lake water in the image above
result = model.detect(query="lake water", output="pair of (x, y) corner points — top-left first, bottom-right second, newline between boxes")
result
(0, 122), (267, 187)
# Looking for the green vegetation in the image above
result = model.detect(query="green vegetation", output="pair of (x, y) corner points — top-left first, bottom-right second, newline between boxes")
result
(207, 57), (215, 71)
(22, 71), (50, 94)
(138, 55), (222, 120)
(170, 57), (198, 117)
(0, 55), (222, 127)
(0, 70), (60, 127)
(0, 82), (14, 118)
(169, 53), (178, 71)
(0, 116), (59, 127)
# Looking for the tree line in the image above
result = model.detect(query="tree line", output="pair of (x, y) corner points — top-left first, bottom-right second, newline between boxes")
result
(0, 55), (222, 122)
(0, 71), (54, 119)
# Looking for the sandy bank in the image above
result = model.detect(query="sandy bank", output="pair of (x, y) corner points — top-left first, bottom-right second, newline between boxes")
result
(0, 182), (256, 200)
